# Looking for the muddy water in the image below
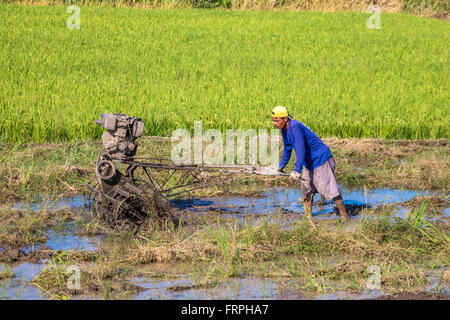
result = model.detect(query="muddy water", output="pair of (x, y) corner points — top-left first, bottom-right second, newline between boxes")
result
(173, 187), (448, 221)
(2, 263), (447, 300)
(12, 196), (84, 212)
(132, 276), (280, 300)
(131, 275), (385, 300)
(131, 274), (448, 300)
(3, 187), (449, 300)
(12, 187), (448, 220)
(22, 228), (102, 254)
(0, 227), (101, 255)
(0, 263), (46, 299)
(0, 225), (102, 299)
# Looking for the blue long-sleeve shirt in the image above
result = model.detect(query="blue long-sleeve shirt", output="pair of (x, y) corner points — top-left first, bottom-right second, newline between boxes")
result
(279, 119), (332, 174)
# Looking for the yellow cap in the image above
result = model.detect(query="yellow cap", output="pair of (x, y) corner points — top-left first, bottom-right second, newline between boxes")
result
(271, 106), (289, 118)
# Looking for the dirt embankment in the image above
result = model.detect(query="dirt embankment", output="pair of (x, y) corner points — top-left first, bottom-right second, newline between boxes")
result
(323, 138), (448, 159)
(0, 137), (448, 202)
(4, 0), (449, 19)
(321, 138), (449, 191)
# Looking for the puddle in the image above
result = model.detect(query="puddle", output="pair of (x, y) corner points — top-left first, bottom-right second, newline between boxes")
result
(131, 273), (447, 300)
(14, 187), (447, 222)
(22, 228), (102, 254)
(174, 187), (447, 221)
(10, 263), (45, 282)
(316, 289), (384, 300)
(392, 206), (410, 219)
(0, 263), (46, 300)
(1, 264), (447, 300)
(10, 195), (103, 254)
(13, 196), (85, 212)
(173, 188), (360, 219)
(132, 276), (294, 300)
(426, 269), (449, 295)
(0, 226), (101, 299)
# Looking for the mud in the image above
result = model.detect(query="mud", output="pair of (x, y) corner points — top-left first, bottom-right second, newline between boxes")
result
(323, 138), (449, 159)
(167, 281), (220, 292)
(373, 292), (450, 300)
(0, 246), (52, 263)
(132, 276), (280, 300)
(136, 191), (180, 231)
(172, 187), (448, 223)
(93, 185), (181, 233)
(12, 196), (84, 212)
(0, 261), (145, 299)
(0, 245), (93, 263)
(82, 280), (146, 298)
(317, 261), (367, 279)
(401, 196), (449, 213)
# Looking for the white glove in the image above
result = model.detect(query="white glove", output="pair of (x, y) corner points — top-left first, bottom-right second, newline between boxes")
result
(289, 171), (301, 182)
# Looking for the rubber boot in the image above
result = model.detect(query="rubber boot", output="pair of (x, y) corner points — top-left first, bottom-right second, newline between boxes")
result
(334, 196), (349, 222)
(304, 196), (317, 230)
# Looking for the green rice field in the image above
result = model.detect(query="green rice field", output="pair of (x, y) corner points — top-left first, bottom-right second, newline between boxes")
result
(0, 4), (448, 142)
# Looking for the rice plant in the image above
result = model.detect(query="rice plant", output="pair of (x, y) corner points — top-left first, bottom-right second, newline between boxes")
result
(0, 5), (448, 142)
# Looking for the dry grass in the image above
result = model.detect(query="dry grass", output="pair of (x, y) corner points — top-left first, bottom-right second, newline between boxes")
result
(4, 0), (447, 19)
(0, 207), (76, 248)
(29, 250), (142, 299)
(0, 0), (403, 13)
(322, 138), (450, 190)
(230, 0), (402, 12)
(323, 138), (449, 158)
(128, 204), (449, 267)
(0, 267), (16, 280)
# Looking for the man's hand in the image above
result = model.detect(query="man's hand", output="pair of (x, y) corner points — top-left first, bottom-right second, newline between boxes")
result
(289, 171), (301, 182)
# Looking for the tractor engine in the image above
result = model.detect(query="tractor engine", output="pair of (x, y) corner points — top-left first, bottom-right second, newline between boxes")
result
(94, 113), (144, 185)
(96, 113), (145, 160)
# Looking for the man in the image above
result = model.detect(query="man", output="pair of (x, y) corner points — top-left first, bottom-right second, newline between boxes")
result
(271, 106), (348, 227)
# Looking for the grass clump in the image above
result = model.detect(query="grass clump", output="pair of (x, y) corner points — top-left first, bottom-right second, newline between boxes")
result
(359, 202), (449, 255)
(29, 250), (141, 299)
(0, 207), (75, 248)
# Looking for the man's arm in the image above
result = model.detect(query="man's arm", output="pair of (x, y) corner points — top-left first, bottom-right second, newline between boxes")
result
(279, 132), (292, 170)
(291, 124), (305, 174)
